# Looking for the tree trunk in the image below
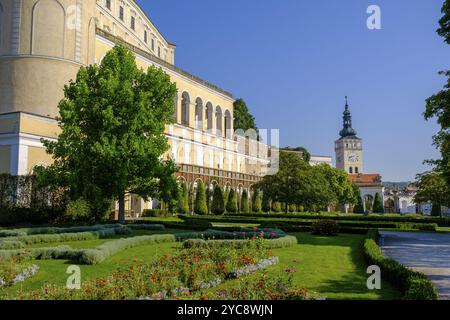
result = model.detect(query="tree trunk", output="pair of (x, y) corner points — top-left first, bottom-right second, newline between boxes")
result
(118, 192), (125, 223)
(285, 202), (289, 214)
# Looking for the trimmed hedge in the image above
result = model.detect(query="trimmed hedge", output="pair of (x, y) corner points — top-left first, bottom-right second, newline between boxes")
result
(175, 228), (287, 241)
(225, 213), (450, 226)
(183, 235), (298, 250)
(0, 227), (132, 246)
(178, 215), (438, 232)
(363, 229), (439, 300)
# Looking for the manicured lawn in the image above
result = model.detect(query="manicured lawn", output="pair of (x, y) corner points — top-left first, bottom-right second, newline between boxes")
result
(1, 230), (401, 300)
(206, 233), (400, 300)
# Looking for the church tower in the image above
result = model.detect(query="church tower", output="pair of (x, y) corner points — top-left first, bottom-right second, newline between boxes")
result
(335, 97), (363, 174)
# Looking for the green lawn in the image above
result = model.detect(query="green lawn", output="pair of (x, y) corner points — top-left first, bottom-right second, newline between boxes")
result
(1, 230), (401, 300)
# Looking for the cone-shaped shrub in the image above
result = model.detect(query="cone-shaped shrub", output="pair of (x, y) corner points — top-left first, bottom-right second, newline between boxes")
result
(178, 183), (189, 214)
(194, 181), (208, 215)
(226, 188), (238, 213)
(211, 185), (225, 215)
(251, 189), (262, 213)
(262, 192), (271, 213)
(373, 192), (384, 214)
(240, 189), (250, 213)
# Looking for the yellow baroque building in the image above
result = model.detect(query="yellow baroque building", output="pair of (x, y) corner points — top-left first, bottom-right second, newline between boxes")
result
(0, 0), (270, 215)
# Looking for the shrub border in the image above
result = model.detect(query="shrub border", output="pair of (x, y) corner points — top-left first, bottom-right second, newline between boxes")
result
(363, 229), (439, 300)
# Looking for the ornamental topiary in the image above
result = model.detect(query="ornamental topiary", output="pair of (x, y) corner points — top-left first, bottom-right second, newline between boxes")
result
(194, 181), (208, 215)
(240, 189), (250, 213)
(211, 185), (225, 215)
(251, 189), (262, 213)
(373, 193), (384, 214)
(262, 192), (271, 213)
(226, 188), (238, 213)
(178, 183), (190, 215)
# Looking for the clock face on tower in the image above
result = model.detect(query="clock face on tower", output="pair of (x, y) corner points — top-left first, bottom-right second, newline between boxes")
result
(348, 152), (359, 163)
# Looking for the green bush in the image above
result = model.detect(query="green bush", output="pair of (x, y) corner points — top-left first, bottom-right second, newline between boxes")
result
(240, 189), (250, 213)
(178, 184), (190, 214)
(262, 193), (271, 213)
(289, 204), (297, 213)
(194, 182), (208, 215)
(211, 185), (225, 215)
(226, 189), (238, 214)
(312, 219), (339, 236)
(363, 230), (438, 300)
(373, 193), (384, 214)
(271, 201), (281, 213)
(65, 198), (91, 222)
(251, 189), (262, 213)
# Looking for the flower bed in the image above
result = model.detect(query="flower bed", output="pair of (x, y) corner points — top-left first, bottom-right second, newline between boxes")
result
(198, 271), (315, 300)
(183, 235), (298, 249)
(0, 254), (39, 289)
(17, 237), (278, 300)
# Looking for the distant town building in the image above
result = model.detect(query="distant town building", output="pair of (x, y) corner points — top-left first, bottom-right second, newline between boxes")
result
(384, 183), (450, 216)
(310, 155), (333, 167)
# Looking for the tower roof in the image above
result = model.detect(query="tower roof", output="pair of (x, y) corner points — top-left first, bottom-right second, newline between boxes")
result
(339, 96), (360, 139)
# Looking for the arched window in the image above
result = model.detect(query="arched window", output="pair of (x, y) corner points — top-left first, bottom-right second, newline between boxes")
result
(349, 167), (353, 174)
(206, 102), (214, 131)
(32, 0), (65, 58)
(355, 167), (359, 174)
(181, 92), (190, 126)
(195, 98), (203, 130)
(216, 106), (223, 137)
(224, 110), (232, 138)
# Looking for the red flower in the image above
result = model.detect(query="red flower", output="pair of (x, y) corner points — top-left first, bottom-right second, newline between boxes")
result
(130, 265), (135, 270)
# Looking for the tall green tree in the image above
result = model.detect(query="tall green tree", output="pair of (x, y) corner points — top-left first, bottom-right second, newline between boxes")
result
(226, 188), (238, 213)
(194, 181), (208, 215)
(211, 185), (225, 215)
(425, 1), (450, 188)
(414, 171), (450, 218)
(233, 99), (258, 132)
(39, 45), (178, 223)
(373, 192), (384, 214)
(438, 0), (450, 43)
(240, 189), (250, 213)
(312, 164), (355, 207)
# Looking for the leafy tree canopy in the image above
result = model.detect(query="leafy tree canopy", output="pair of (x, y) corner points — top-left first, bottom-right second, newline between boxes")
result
(414, 171), (450, 213)
(438, 0), (450, 43)
(38, 45), (178, 222)
(233, 98), (258, 132)
(425, 0), (450, 187)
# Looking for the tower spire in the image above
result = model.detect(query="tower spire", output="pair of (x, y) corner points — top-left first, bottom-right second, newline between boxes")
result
(339, 96), (358, 138)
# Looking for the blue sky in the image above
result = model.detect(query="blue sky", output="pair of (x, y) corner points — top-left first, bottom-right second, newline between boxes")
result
(136, 0), (449, 182)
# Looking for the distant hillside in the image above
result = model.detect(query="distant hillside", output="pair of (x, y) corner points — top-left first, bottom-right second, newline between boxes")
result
(384, 181), (411, 190)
